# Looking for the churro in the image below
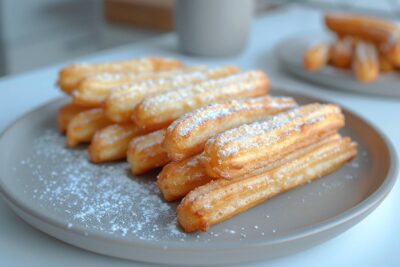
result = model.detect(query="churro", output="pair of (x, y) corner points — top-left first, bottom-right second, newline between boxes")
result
(163, 96), (297, 161)
(127, 129), (170, 175)
(66, 108), (111, 147)
(203, 103), (345, 179)
(178, 135), (357, 232)
(158, 154), (213, 202)
(72, 68), (190, 107)
(133, 70), (270, 131)
(303, 43), (330, 72)
(378, 53), (394, 72)
(58, 102), (89, 133)
(58, 57), (182, 94)
(353, 41), (379, 83)
(104, 66), (239, 123)
(329, 37), (353, 69)
(88, 123), (147, 163)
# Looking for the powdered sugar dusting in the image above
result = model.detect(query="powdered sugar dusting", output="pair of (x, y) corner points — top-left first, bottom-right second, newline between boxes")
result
(83, 67), (204, 95)
(167, 96), (296, 137)
(20, 129), (269, 241)
(69, 58), (153, 73)
(206, 104), (340, 157)
(91, 72), (132, 82)
(20, 129), (184, 240)
(107, 66), (232, 102)
(139, 71), (266, 115)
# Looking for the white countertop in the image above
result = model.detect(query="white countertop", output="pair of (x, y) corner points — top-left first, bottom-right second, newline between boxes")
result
(0, 5), (399, 267)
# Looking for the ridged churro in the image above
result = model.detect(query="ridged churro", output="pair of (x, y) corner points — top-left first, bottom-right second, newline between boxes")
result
(158, 154), (213, 202)
(127, 129), (170, 175)
(88, 123), (147, 163)
(329, 37), (354, 69)
(58, 102), (89, 133)
(163, 96), (297, 161)
(378, 53), (394, 72)
(133, 70), (270, 131)
(383, 40), (400, 66)
(66, 108), (111, 147)
(203, 103), (345, 179)
(72, 68), (189, 107)
(303, 43), (330, 71)
(353, 41), (379, 83)
(178, 135), (357, 232)
(104, 66), (239, 123)
(58, 57), (183, 94)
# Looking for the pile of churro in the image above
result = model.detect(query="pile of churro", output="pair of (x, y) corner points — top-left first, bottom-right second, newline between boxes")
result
(57, 56), (357, 232)
(303, 13), (400, 83)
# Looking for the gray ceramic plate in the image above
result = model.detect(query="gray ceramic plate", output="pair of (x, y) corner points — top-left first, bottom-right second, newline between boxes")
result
(276, 33), (400, 98)
(0, 91), (397, 265)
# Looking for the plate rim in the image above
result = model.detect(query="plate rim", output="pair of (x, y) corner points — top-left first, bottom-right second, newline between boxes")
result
(0, 93), (398, 252)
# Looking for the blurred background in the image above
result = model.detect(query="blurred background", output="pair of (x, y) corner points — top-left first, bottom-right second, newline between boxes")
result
(0, 0), (399, 77)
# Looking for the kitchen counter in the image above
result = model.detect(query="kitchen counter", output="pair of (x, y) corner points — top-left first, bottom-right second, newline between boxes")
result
(0, 5), (399, 267)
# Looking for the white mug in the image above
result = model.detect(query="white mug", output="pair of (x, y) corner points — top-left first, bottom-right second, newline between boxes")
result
(175, 0), (254, 57)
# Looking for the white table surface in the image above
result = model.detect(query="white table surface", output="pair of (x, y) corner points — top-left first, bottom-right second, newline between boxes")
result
(0, 5), (399, 267)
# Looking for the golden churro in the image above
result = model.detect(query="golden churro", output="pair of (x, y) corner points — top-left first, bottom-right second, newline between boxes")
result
(127, 129), (170, 175)
(104, 66), (239, 123)
(378, 53), (394, 72)
(353, 41), (379, 83)
(202, 103), (345, 179)
(303, 43), (330, 72)
(58, 102), (89, 133)
(58, 57), (183, 94)
(88, 123), (147, 163)
(133, 70), (270, 131)
(66, 108), (111, 147)
(72, 68), (190, 107)
(158, 154), (213, 202)
(329, 37), (354, 69)
(178, 135), (357, 232)
(163, 96), (297, 161)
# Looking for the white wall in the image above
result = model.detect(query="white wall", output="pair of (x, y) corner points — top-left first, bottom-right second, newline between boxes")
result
(0, 0), (158, 75)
